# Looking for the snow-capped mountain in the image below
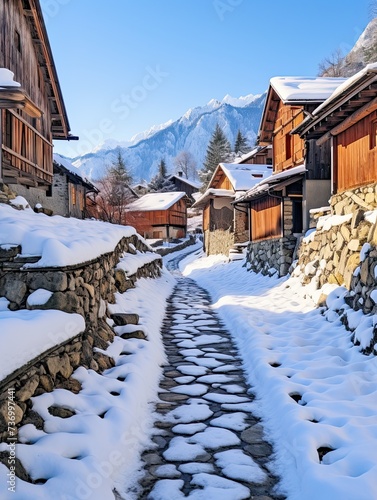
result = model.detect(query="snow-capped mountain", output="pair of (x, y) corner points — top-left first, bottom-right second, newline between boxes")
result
(321, 17), (377, 77)
(70, 93), (265, 182)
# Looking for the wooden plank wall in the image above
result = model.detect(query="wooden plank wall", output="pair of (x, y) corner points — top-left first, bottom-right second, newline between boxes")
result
(334, 110), (377, 193)
(273, 102), (305, 173)
(250, 195), (282, 241)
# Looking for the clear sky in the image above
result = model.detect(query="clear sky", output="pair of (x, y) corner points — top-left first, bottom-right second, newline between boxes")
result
(46, 0), (373, 158)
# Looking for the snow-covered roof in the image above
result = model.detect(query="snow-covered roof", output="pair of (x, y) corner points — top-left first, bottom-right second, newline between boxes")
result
(270, 76), (347, 103)
(237, 164), (306, 202)
(192, 188), (235, 209)
(53, 153), (95, 189)
(168, 174), (201, 189)
(0, 68), (21, 88)
(233, 145), (271, 164)
(312, 63), (377, 117)
(126, 191), (187, 212)
(218, 163), (273, 191)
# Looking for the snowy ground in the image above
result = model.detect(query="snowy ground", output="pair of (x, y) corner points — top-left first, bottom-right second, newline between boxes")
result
(1, 205), (377, 499)
(180, 251), (377, 500)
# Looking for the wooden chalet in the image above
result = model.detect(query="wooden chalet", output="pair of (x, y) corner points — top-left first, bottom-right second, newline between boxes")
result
(237, 76), (347, 244)
(293, 64), (377, 207)
(168, 172), (201, 204)
(234, 145), (273, 165)
(193, 163), (271, 255)
(125, 191), (188, 240)
(0, 0), (74, 196)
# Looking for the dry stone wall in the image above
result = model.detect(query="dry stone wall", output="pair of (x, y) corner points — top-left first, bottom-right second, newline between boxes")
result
(245, 236), (297, 277)
(295, 185), (377, 352)
(0, 232), (163, 440)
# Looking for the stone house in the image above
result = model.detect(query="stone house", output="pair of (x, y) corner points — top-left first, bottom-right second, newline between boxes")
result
(0, 0), (75, 205)
(50, 154), (98, 219)
(125, 191), (188, 240)
(192, 163), (272, 256)
(238, 76), (346, 276)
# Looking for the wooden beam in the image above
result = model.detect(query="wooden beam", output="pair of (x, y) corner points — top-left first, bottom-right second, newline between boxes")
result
(317, 96), (377, 146)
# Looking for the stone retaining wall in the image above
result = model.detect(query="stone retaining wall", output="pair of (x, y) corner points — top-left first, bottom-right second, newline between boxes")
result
(0, 233), (163, 440)
(245, 236), (298, 277)
(204, 228), (234, 256)
(331, 183), (377, 215)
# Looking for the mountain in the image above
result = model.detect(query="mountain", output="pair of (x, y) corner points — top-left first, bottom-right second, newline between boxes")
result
(320, 17), (377, 77)
(70, 94), (266, 183)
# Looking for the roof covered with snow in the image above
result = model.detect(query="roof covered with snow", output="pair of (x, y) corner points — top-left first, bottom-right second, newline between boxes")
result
(53, 153), (95, 189)
(126, 191), (187, 212)
(168, 174), (201, 189)
(270, 76), (347, 103)
(218, 163), (273, 191)
(192, 189), (235, 209)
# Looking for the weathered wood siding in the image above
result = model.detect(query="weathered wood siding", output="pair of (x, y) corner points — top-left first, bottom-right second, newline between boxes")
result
(273, 102), (305, 173)
(250, 195), (282, 241)
(126, 200), (187, 238)
(0, 0), (55, 184)
(334, 110), (377, 193)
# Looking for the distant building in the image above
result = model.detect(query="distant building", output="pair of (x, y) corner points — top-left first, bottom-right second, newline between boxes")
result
(126, 191), (188, 239)
(167, 173), (201, 204)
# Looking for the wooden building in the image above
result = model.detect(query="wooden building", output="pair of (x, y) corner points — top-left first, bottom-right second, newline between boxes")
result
(193, 163), (271, 255)
(0, 0), (74, 198)
(238, 76), (347, 243)
(294, 64), (377, 203)
(125, 192), (188, 240)
(167, 173), (200, 204)
(234, 145), (273, 165)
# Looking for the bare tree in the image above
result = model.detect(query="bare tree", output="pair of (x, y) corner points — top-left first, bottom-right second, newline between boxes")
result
(318, 48), (345, 77)
(173, 151), (197, 179)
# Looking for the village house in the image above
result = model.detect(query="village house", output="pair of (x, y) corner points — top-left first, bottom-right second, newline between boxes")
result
(51, 154), (98, 219)
(192, 163), (272, 256)
(167, 172), (201, 204)
(237, 76), (346, 276)
(234, 145), (273, 165)
(0, 0), (76, 208)
(293, 63), (377, 217)
(125, 191), (188, 240)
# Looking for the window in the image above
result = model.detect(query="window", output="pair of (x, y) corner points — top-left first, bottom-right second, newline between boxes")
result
(285, 133), (292, 161)
(71, 184), (76, 205)
(370, 120), (377, 150)
(15, 30), (21, 54)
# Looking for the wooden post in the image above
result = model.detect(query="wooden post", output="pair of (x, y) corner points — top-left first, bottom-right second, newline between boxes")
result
(0, 110), (2, 183)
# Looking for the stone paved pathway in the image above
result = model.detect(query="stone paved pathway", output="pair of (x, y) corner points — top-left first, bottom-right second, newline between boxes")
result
(134, 253), (284, 499)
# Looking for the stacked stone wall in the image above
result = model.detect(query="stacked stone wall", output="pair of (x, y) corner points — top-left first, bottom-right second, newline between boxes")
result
(0, 233), (163, 439)
(204, 228), (234, 256)
(245, 236), (297, 277)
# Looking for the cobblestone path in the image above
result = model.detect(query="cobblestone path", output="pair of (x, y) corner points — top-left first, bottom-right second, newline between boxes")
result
(135, 253), (284, 499)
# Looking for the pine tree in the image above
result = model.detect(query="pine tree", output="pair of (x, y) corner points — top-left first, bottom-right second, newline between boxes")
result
(199, 124), (232, 190)
(234, 130), (251, 155)
(108, 148), (134, 207)
(148, 159), (175, 192)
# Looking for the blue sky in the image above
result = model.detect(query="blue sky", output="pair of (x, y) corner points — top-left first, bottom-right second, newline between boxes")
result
(46, 0), (373, 158)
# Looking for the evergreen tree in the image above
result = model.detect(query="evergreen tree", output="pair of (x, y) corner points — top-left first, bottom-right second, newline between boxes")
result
(234, 130), (251, 155)
(107, 148), (134, 207)
(199, 124), (232, 190)
(148, 158), (175, 192)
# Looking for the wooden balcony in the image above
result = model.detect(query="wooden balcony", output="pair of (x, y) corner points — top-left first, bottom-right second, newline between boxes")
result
(1, 109), (53, 186)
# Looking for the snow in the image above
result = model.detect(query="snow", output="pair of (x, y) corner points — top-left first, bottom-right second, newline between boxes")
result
(0, 203), (137, 267)
(0, 309), (85, 380)
(26, 288), (53, 306)
(0, 68), (21, 87)
(179, 251), (377, 500)
(270, 76), (347, 103)
(126, 191), (186, 212)
(116, 250), (161, 276)
(214, 449), (267, 483)
(53, 153), (93, 185)
(218, 163), (272, 191)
